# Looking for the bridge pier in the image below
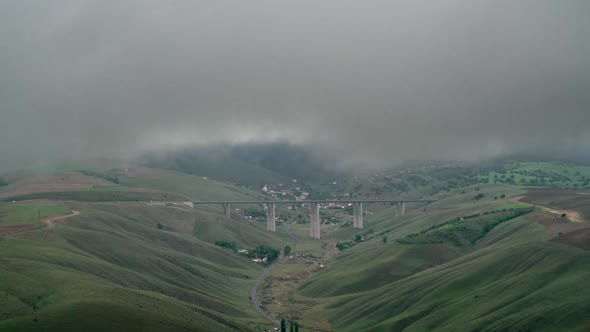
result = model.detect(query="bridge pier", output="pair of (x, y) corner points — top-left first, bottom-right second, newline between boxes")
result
(353, 202), (363, 228)
(395, 202), (406, 217)
(222, 203), (231, 219)
(192, 199), (435, 239)
(310, 203), (320, 239)
(266, 203), (276, 232)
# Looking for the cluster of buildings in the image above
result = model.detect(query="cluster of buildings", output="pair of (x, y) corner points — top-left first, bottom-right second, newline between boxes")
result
(237, 249), (269, 264)
(262, 184), (309, 201)
(252, 257), (268, 264)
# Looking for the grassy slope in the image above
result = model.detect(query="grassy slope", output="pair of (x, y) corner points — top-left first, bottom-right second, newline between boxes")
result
(477, 161), (590, 189)
(0, 191), (189, 203)
(2, 163), (589, 331)
(322, 219), (590, 331)
(0, 166), (266, 203)
(0, 179), (291, 332)
(119, 168), (264, 201)
(298, 186), (521, 298)
(0, 204), (67, 225)
(295, 185), (590, 331)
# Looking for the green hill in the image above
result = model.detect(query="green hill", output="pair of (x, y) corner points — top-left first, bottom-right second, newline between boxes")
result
(293, 186), (590, 331)
(319, 218), (589, 331)
(0, 166), (267, 203)
(1, 162), (589, 331)
(0, 198), (291, 331)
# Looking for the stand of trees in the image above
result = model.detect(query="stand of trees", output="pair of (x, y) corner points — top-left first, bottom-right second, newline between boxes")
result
(281, 318), (300, 332)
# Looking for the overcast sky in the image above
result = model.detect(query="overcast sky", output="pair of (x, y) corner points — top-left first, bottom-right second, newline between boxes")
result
(1, 1), (589, 169)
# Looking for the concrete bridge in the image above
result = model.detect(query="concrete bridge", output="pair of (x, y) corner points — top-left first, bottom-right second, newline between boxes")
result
(193, 199), (435, 239)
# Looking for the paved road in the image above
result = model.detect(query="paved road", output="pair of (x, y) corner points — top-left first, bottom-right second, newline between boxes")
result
(250, 222), (300, 329)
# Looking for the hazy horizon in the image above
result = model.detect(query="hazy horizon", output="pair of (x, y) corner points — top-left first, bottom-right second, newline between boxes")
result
(2, 1), (589, 170)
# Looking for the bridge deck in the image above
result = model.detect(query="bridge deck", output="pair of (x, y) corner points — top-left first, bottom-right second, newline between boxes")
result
(193, 199), (435, 204)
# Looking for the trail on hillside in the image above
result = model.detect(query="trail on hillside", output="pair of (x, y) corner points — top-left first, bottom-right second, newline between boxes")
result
(0, 209), (81, 239)
(511, 195), (584, 223)
(42, 210), (80, 228)
(251, 222), (300, 328)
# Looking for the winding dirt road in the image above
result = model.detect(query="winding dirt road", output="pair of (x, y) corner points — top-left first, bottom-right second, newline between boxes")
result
(510, 195), (584, 223)
(42, 210), (80, 228)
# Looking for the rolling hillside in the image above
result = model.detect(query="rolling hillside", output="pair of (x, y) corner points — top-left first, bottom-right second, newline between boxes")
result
(0, 200), (295, 331)
(293, 187), (590, 331)
(0, 166), (265, 202)
(1, 162), (589, 331)
(0, 167), (293, 331)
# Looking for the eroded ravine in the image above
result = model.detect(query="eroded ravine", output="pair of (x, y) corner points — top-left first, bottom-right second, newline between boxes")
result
(251, 222), (300, 328)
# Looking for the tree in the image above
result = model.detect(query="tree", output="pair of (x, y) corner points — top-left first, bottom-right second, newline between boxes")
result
(561, 213), (567, 218)
(500, 194), (506, 198)
(294, 322), (300, 332)
(354, 234), (361, 242)
(284, 245), (292, 256)
(281, 318), (286, 332)
(290, 321), (294, 332)
(382, 236), (388, 244)
(244, 208), (266, 218)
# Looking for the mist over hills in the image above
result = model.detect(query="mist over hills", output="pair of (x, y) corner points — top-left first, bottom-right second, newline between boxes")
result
(1, 1), (590, 169)
(0, 1), (589, 331)
(140, 142), (345, 186)
(138, 141), (590, 189)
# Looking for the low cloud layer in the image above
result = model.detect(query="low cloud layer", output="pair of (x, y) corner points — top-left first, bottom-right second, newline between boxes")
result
(1, 1), (589, 169)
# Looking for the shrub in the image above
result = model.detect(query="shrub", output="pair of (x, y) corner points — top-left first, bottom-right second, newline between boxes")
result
(77, 170), (119, 184)
(214, 240), (236, 251)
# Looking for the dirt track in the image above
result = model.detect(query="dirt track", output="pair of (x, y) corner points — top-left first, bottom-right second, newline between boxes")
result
(511, 195), (584, 223)
(42, 210), (80, 228)
(515, 191), (590, 249)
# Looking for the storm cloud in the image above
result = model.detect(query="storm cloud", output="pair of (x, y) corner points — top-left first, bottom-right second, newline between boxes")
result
(1, 1), (589, 169)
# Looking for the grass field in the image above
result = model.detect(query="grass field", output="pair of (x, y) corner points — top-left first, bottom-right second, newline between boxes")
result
(0, 199), (293, 331)
(475, 161), (590, 189)
(0, 191), (188, 203)
(0, 204), (68, 225)
(287, 185), (590, 331)
(0, 170), (289, 331)
(0, 164), (589, 331)
(80, 186), (126, 191)
(319, 220), (590, 331)
(119, 167), (263, 201)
